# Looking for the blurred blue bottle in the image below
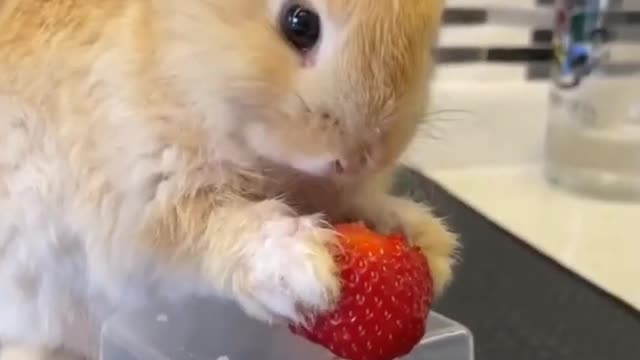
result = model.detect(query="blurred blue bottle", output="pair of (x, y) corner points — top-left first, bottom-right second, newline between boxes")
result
(544, 0), (640, 201)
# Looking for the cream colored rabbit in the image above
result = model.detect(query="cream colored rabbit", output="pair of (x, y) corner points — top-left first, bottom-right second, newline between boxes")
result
(0, 0), (457, 359)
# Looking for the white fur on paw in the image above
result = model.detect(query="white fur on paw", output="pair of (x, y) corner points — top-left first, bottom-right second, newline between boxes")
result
(243, 215), (339, 324)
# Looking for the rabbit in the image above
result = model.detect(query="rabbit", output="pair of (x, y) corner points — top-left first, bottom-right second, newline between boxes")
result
(0, 0), (458, 359)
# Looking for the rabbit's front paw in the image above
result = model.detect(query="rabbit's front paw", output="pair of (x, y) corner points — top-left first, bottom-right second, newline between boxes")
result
(236, 214), (340, 324)
(394, 202), (459, 295)
(355, 196), (459, 295)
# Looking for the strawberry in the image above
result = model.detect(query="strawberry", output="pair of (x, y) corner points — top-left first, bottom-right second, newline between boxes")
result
(290, 222), (434, 360)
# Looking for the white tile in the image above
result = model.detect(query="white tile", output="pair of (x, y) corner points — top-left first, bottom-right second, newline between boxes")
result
(439, 25), (532, 47)
(444, 0), (540, 9)
(433, 64), (531, 84)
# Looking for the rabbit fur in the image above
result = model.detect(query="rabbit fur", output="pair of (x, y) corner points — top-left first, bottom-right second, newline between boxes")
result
(0, 0), (457, 359)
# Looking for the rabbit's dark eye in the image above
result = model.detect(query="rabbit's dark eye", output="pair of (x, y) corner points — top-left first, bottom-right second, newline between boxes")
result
(280, 4), (321, 52)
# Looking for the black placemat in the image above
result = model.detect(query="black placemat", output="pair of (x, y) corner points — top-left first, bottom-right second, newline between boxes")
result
(393, 167), (640, 360)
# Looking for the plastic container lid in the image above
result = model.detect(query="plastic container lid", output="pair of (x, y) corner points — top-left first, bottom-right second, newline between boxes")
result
(100, 296), (474, 360)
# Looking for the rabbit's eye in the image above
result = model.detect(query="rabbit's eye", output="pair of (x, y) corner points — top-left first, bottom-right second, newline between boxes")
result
(280, 4), (321, 52)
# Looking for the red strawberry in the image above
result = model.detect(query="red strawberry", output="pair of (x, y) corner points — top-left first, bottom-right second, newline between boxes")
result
(290, 222), (434, 360)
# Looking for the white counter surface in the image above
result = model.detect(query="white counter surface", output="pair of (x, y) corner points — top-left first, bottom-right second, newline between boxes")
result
(404, 81), (640, 311)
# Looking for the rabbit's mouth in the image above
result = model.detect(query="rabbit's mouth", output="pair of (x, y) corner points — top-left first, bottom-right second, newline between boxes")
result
(266, 152), (377, 181)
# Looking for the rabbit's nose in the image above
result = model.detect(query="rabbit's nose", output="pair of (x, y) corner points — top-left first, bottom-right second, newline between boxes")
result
(332, 153), (370, 176)
(332, 159), (345, 174)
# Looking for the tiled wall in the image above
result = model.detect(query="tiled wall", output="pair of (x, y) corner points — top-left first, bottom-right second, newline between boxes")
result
(435, 0), (640, 83)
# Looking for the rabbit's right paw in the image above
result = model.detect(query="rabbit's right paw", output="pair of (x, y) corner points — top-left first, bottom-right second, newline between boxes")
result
(232, 214), (341, 324)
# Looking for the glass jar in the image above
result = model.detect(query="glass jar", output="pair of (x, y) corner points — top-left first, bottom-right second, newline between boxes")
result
(544, 0), (640, 201)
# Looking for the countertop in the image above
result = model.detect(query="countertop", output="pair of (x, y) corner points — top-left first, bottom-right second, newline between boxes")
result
(403, 81), (640, 312)
(393, 168), (640, 360)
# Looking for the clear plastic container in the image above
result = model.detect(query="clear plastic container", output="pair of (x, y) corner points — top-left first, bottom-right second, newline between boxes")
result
(544, 0), (640, 201)
(100, 296), (474, 360)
